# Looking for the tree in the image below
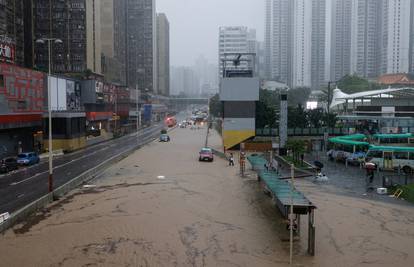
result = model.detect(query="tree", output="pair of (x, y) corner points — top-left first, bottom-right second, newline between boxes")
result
(306, 108), (324, 128)
(209, 94), (222, 118)
(286, 139), (306, 163)
(336, 75), (381, 94)
(256, 89), (278, 128)
(322, 112), (338, 128)
(288, 105), (307, 128)
(288, 87), (311, 107)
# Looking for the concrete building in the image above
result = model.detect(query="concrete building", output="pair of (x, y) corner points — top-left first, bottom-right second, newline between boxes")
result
(310, 0), (326, 90)
(219, 58), (259, 150)
(381, 0), (412, 74)
(0, 0), (26, 67)
(126, 0), (156, 92)
(330, 0), (353, 81)
(156, 13), (170, 96)
(292, 0), (312, 88)
(0, 63), (45, 158)
(218, 26), (256, 78)
(170, 66), (200, 97)
(350, 0), (382, 78)
(265, 0), (293, 83)
(265, 0), (325, 89)
(100, 0), (126, 84)
(33, 0), (102, 74)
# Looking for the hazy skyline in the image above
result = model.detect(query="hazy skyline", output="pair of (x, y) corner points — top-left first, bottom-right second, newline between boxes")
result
(157, 0), (265, 66)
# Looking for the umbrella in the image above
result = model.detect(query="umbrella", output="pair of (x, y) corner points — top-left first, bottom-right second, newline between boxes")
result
(365, 162), (376, 169)
(314, 161), (324, 169)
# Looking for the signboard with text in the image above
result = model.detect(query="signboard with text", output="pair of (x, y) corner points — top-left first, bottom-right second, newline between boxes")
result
(0, 36), (15, 64)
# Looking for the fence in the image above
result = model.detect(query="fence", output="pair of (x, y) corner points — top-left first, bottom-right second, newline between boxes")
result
(256, 127), (356, 137)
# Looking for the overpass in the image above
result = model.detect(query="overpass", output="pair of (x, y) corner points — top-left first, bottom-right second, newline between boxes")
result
(169, 97), (209, 111)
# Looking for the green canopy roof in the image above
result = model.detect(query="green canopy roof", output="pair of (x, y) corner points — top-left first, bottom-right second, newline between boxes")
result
(368, 145), (414, 152)
(373, 133), (413, 139)
(338, 134), (366, 140)
(329, 137), (369, 146)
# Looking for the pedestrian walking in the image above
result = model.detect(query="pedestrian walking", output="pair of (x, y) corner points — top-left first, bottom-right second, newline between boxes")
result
(229, 153), (234, 166)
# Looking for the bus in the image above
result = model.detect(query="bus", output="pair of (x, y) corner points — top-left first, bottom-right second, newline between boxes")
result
(372, 133), (414, 146)
(327, 134), (370, 165)
(365, 145), (414, 173)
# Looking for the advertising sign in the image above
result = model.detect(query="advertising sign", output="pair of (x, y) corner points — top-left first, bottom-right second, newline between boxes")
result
(143, 104), (152, 122)
(0, 36), (15, 64)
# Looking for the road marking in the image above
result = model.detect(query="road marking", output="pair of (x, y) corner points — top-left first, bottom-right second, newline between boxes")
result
(17, 194), (24, 198)
(157, 175), (166, 180)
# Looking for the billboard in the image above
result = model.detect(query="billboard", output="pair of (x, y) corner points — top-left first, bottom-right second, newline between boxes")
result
(143, 104), (152, 122)
(49, 76), (82, 111)
(0, 36), (15, 64)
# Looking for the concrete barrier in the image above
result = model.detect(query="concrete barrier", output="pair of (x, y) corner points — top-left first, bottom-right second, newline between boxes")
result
(0, 129), (162, 234)
(212, 148), (227, 159)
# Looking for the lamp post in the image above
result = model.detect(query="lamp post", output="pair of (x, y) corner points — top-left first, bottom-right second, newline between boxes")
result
(36, 38), (63, 193)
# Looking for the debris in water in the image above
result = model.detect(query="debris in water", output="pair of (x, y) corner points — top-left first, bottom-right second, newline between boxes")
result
(83, 185), (97, 188)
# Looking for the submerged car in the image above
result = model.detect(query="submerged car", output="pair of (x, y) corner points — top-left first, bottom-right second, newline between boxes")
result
(199, 147), (213, 162)
(159, 134), (170, 142)
(0, 157), (19, 173)
(16, 152), (40, 166)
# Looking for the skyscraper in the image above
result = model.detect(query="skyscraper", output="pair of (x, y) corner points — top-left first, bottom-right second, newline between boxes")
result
(381, 0), (412, 74)
(0, 0), (26, 67)
(350, 0), (382, 78)
(33, 0), (102, 74)
(126, 0), (156, 92)
(292, 0), (312, 88)
(265, 0), (293, 83)
(330, 0), (352, 81)
(156, 13), (170, 96)
(311, 0), (326, 89)
(265, 0), (325, 89)
(100, 0), (126, 83)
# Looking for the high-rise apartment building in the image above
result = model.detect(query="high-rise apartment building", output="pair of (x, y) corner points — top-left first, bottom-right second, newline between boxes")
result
(126, 0), (156, 92)
(0, 0), (26, 67)
(34, 0), (102, 74)
(350, 0), (382, 78)
(311, 0), (326, 89)
(292, 0), (312, 88)
(330, 0), (352, 81)
(265, 0), (325, 89)
(100, 0), (126, 83)
(156, 13), (170, 96)
(381, 0), (412, 74)
(265, 0), (293, 83)
(218, 26), (256, 77)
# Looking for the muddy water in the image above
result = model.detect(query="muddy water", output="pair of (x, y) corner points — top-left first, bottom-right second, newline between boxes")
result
(0, 128), (413, 267)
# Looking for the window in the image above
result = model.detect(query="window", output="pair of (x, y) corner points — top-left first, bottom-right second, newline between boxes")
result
(394, 152), (408, 160)
(367, 150), (382, 158)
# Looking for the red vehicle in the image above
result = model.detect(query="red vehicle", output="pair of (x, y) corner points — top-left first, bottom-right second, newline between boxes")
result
(199, 147), (214, 162)
(164, 116), (177, 128)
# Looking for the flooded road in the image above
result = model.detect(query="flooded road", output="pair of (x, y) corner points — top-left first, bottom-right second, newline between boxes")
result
(0, 127), (413, 266)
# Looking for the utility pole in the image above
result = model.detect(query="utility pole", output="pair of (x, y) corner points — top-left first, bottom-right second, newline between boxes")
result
(289, 164), (295, 265)
(136, 85), (139, 144)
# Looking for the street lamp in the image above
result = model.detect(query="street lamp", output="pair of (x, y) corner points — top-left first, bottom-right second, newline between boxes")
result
(36, 38), (63, 193)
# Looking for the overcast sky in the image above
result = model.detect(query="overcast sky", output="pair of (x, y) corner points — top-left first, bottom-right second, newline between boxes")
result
(157, 0), (264, 66)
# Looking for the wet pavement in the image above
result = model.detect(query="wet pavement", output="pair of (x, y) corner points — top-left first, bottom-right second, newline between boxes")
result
(0, 128), (413, 266)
